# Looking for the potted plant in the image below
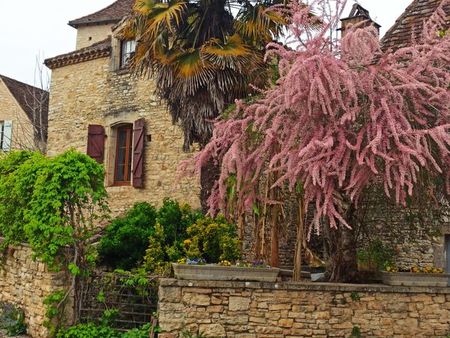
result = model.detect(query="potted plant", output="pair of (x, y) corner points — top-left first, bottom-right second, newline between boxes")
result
(382, 265), (450, 287)
(171, 217), (280, 282)
(172, 259), (280, 282)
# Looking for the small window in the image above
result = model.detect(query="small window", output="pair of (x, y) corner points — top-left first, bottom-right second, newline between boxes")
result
(120, 40), (136, 69)
(0, 121), (12, 152)
(114, 124), (133, 185)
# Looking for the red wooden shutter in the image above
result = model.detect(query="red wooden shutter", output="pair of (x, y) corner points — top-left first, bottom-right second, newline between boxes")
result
(87, 125), (105, 164)
(132, 118), (145, 188)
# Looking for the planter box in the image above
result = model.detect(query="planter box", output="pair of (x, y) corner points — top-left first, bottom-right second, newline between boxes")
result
(381, 272), (450, 287)
(172, 263), (280, 282)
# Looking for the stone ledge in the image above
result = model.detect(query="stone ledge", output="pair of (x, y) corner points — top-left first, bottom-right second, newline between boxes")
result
(160, 278), (450, 294)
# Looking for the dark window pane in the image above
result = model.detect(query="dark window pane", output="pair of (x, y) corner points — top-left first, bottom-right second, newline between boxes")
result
(114, 124), (133, 183)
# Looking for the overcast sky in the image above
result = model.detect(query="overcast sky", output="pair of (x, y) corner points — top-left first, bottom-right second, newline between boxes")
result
(0, 0), (412, 88)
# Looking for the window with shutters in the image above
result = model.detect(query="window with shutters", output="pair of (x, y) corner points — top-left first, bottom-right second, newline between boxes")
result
(114, 124), (133, 185)
(0, 121), (12, 152)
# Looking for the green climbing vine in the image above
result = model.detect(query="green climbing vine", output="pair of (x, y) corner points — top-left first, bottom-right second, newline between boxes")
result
(0, 149), (108, 336)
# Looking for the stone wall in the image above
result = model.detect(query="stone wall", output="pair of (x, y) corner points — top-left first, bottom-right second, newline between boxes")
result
(159, 279), (450, 338)
(75, 25), (113, 50)
(0, 243), (69, 338)
(47, 56), (200, 215)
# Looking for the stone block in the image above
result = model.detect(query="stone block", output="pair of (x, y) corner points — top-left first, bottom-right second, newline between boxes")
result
(199, 324), (226, 337)
(229, 296), (250, 311)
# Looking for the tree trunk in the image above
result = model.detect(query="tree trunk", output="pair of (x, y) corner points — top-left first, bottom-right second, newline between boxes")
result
(327, 201), (359, 283)
(293, 196), (305, 281)
(200, 158), (220, 213)
(270, 204), (280, 267)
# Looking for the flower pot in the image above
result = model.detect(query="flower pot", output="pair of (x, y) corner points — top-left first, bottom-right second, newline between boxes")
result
(172, 263), (280, 282)
(381, 271), (450, 287)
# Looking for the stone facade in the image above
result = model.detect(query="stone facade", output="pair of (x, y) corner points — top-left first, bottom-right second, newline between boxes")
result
(0, 243), (69, 338)
(47, 53), (200, 215)
(76, 25), (113, 49)
(159, 278), (450, 338)
(0, 79), (35, 150)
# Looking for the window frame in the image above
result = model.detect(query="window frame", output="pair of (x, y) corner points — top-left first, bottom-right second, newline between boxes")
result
(0, 121), (4, 150)
(119, 40), (136, 69)
(113, 123), (133, 186)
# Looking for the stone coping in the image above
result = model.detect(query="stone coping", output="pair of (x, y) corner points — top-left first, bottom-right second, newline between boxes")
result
(160, 278), (450, 294)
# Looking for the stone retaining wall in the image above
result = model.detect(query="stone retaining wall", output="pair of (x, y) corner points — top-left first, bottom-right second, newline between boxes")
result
(0, 243), (69, 338)
(158, 278), (450, 338)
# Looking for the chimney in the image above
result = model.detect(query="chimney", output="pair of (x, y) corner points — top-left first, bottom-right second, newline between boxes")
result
(339, 3), (381, 38)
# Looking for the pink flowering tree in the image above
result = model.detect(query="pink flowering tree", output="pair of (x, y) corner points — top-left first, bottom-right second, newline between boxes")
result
(189, 0), (450, 281)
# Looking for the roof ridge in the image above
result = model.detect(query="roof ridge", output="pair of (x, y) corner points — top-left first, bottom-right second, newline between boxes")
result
(0, 74), (49, 124)
(68, 0), (134, 28)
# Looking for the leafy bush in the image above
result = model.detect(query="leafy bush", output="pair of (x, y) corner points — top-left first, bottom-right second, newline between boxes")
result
(98, 203), (158, 270)
(0, 151), (42, 247)
(0, 150), (108, 268)
(56, 323), (119, 338)
(184, 216), (240, 263)
(357, 240), (395, 272)
(0, 302), (27, 336)
(139, 199), (202, 274)
(121, 323), (154, 338)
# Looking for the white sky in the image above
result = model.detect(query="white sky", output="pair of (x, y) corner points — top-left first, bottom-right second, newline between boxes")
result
(0, 0), (412, 87)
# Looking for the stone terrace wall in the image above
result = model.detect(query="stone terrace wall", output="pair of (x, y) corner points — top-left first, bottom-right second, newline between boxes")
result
(0, 243), (69, 338)
(158, 279), (450, 338)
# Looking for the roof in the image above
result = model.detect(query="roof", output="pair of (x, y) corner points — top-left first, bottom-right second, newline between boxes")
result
(381, 0), (450, 51)
(69, 0), (135, 28)
(0, 74), (49, 128)
(44, 38), (112, 70)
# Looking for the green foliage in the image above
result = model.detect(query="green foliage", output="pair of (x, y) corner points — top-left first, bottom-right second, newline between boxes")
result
(0, 150), (108, 268)
(98, 203), (158, 270)
(56, 322), (158, 338)
(121, 323), (154, 338)
(0, 303), (27, 336)
(0, 151), (42, 247)
(141, 199), (203, 275)
(350, 292), (360, 302)
(56, 323), (119, 338)
(357, 240), (395, 272)
(350, 325), (362, 338)
(185, 216), (241, 263)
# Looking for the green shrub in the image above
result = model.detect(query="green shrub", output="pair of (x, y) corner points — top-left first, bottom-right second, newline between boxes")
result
(357, 239), (395, 272)
(141, 199), (203, 274)
(185, 216), (240, 263)
(98, 202), (158, 270)
(56, 323), (119, 338)
(0, 302), (27, 336)
(0, 151), (43, 247)
(121, 323), (154, 338)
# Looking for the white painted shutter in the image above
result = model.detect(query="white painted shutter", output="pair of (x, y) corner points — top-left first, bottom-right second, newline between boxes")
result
(2, 121), (12, 151)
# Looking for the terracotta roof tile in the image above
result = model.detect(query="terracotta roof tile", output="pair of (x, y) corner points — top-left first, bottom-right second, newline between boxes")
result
(0, 75), (49, 132)
(382, 0), (450, 51)
(69, 0), (135, 28)
(44, 38), (112, 70)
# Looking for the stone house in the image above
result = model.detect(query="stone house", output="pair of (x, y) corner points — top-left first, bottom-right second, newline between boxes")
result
(44, 0), (200, 215)
(0, 75), (48, 152)
(44, 0), (449, 270)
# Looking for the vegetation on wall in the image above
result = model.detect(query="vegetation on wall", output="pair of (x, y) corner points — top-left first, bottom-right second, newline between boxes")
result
(0, 149), (108, 335)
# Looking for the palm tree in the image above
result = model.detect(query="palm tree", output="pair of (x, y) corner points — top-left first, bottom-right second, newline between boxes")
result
(122, 0), (286, 209)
